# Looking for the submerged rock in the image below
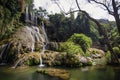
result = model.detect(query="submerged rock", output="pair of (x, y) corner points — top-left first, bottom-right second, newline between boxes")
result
(36, 68), (70, 80)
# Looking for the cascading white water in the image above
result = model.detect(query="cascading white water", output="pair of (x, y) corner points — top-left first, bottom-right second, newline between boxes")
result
(31, 12), (35, 24)
(38, 21), (49, 67)
(0, 43), (11, 64)
(35, 15), (37, 26)
(12, 4), (49, 68)
(25, 4), (29, 22)
(22, 4), (49, 67)
(41, 21), (49, 44)
(0, 44), (8, 58)
(39, 44), (45, 67)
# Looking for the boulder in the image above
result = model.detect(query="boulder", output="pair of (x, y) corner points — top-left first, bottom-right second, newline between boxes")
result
(36, 68), (70, 80)
(87, 48), (105, 58)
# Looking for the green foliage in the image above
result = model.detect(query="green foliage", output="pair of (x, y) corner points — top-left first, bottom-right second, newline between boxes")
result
(46, 12), (94, 42)
(89, 21), (100, 41)
(0, 0), (22, 40)
(64, 53), (83, 67)
(68, 33), (92, 52)
(59, 41), (84, 55)
(27, 58), (39, 66)
(113, 47), (120, 57)
(105, 51), (111, 62)
(113, 47), (120, 54)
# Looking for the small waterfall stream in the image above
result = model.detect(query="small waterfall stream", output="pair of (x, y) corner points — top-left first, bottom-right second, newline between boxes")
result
(38, 22), (49, 67)
(39, 44), (45, 67)
(25, 4), (29, 22)
(42, 21), (48, 43)
(0, 43), (11, 64)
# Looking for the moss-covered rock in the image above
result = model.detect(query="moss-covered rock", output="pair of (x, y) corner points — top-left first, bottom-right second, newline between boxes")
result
(36, 68), (70, 80)
(26, 52), (40, 66)
(42, 51), (82, 67)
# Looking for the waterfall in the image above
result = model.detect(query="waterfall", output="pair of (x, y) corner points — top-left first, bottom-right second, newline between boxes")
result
(12, 55), (27, 68)
(26, 26), (35, 52)
(35, 15), (37, 26)
(42, 21), (49, 44)
(25, 4), (29, 23)
(38, 21), (49, 67)
(31, 12), (35, 25)
(25, 4), (49, 67)
(0, 44), (8, 59)
(0, 43), (11, 64)
(39, 43), (46, 67)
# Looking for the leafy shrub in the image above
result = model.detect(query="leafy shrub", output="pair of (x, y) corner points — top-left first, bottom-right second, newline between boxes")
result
(113, 47), (120, 54)
(113, 47), (120, 57)
(68, 33), (92, 52)
(63, 53), (83, 67)
(105, 51), (111, 62)
(26, 58), (39, 66)
(59, 41), (84, 55)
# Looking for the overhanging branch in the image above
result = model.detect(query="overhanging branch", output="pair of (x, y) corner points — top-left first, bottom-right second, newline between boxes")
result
(117, 5), (120, 10)
(88, 0), (114, 15)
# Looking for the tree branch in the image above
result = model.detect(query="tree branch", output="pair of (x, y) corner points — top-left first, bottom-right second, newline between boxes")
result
(117, 5), (120, 10)
(88, 0), (114, 15)
(52, 0), (66, 14)
(75, 0), (81, 10)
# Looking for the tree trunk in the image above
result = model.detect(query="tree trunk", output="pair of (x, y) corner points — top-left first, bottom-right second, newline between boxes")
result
(112, 0), (120, 34)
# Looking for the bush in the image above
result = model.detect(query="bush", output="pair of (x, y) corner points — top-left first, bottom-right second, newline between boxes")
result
(105, 51), (111, 62)
(26, 53), (40, 66)
(113, 47), (120, 54)
(113, 47), (120, 58)
(63, 53), (83, 67)
(59, 41), (84, 55)
(68, 33), (92, 52)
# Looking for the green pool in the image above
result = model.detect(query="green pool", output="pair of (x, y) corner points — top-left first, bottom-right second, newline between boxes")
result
(0, 65), (120, 80)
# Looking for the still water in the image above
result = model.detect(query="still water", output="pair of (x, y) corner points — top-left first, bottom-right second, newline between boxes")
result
(0, 65), (120, 80)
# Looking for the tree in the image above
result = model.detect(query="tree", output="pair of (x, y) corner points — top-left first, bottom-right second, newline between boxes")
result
(51, 0), (119, 64)
(87, 0), (120, 34)
(76, 0), (119, 64)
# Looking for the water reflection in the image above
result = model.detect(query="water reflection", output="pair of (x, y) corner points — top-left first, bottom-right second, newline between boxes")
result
(0, 66), (120, 80)
(69, 66), (120, 80)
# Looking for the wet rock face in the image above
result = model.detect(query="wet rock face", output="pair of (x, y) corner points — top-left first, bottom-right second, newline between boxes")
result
(14, 26), (44, 52)
(0, 26), (44, 64)
(36, 68), (70, 80)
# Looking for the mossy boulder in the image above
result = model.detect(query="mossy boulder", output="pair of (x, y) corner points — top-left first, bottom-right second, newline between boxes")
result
(36, 68), (70, 80)
(42, 51), (82, 67)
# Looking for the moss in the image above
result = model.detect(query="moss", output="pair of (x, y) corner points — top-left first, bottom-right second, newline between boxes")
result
(26, 59), (33, 66)
(26, 52), (40, 66)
